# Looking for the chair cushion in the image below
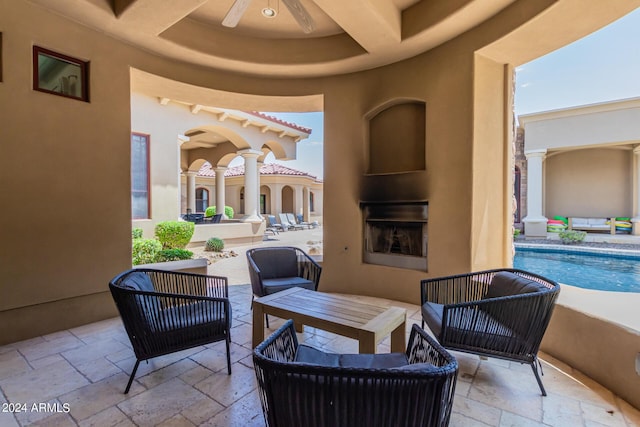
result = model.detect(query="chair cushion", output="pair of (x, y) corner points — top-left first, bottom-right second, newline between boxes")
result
(158, 301), (228, 331)
(294, 344), (340, 366)
(295, 344), (409, 369)
(252, 248), (299, 279)
(390, 362), (438, 372)
(121, 272), (155, 292)
(421, 302), (444, 337)
(339, 353), (408, 369)
(485, 272), (544, 299)
(263, 277), (315, 294)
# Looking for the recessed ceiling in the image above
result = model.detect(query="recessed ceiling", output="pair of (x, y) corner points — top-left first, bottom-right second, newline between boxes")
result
(28, 0), (517, 78)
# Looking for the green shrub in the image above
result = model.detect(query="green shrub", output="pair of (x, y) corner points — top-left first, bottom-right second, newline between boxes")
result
(204, 206), (234, 219)
(132, 238), (162, 265)
(513, 228), (521, 237)
(155, 221), (195, 249)
(205, 237), (225, 252)
(204, 206), (216, 218)
(558, 229), (587, 245)
(224, 206), (234, 219)
(132, 228), (143, 239)
(154, 248), (193, 262)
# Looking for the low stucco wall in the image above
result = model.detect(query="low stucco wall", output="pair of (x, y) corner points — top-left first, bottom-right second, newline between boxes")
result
(541, 285), (640, 410)
(189, 221), (266, 247)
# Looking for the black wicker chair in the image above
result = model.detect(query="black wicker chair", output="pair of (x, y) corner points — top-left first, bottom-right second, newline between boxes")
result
(109, 268), (232, 393)
(246, 246), (321, 327)
(420, 268), (560, 396)
(254, 320), (458, 427)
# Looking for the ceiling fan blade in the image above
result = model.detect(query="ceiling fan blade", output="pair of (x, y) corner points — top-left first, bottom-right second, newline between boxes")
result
(222, 0), (253, 28)
(281, 0), (315, 34)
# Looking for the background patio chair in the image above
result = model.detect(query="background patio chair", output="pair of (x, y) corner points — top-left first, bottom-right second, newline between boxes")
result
(286, 213), (310, 229)
(420, 268), (560, 396)
(109, 268), (232, 393)
(279, 213), (304, 230)
(267, 215), (286, 233)
(253, 319), (458, 427)
(296, 213), (317, 228)
(246, 246), (321, 327)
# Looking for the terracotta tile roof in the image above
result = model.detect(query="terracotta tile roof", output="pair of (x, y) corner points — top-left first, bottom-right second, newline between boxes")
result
(198, 162), (317, 180)
(244, 111), (312, 134)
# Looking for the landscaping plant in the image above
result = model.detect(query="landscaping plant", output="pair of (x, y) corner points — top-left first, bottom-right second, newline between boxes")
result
(155, 220), (195, 249)
(205, 237), (225, 252)
(132, 227), (143, 239)
(558, 229), (587, 245)
(203, 206), (234, 219)
(155, 248), (194, 262)
(132, 238), (162, 265)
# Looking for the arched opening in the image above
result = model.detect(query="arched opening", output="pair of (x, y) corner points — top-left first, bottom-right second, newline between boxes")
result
(281, 185), (294, 213)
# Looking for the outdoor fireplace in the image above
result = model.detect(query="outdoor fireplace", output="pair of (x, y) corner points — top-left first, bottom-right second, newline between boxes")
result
(362, 202), (428, 271)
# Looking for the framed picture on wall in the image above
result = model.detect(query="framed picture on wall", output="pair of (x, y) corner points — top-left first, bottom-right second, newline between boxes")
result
(33, 46), (89, 101)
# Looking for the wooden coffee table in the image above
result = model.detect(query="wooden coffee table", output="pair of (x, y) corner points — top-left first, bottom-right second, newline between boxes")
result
(252, 287), (406, 353)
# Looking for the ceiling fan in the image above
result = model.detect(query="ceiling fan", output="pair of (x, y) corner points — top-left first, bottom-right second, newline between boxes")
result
(222, 0), (316, 34)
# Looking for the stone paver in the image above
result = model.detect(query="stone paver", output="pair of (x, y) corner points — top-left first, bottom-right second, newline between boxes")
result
(0, 228), (638, 426)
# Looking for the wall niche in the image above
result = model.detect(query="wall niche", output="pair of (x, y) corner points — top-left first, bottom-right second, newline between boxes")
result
(368, 101), (426, 174)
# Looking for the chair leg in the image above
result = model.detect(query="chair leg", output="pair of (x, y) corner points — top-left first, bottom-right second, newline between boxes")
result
(531, 358), (547, 396)
(124, 359), (141, 394)
(225, 334), (232, 375)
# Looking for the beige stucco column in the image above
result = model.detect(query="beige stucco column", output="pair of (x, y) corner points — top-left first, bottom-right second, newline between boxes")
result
(272, 183), (283, 215)
(522, 149), (548, 237)
(214, 166), (227, 219)
(302, 187), (310, 221)
(294, 185), (304, 214)
(240, 149), (262, 222)
(632, 146), (640, 235)
(186, 171), (197, 213)
(257, 161), (263, 219)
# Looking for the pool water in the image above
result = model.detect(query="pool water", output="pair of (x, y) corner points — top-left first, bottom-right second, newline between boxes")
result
(513, 249), (640, 293)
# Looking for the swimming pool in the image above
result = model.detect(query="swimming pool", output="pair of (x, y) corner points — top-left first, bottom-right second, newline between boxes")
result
(513, 246), (640, 293)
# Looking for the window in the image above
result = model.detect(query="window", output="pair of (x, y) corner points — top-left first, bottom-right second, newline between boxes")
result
(131, 133), (150, 219)
(196, 188), (209, 213)
(260, 194), (266, 214)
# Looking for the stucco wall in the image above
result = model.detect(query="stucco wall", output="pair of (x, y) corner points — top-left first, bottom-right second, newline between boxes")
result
(2, 0), (637, 371)
(0, 1), (133, 343)
(546, 148), (633, 217)
(0, 0), (549, 342)
(522, 100), (640, 151)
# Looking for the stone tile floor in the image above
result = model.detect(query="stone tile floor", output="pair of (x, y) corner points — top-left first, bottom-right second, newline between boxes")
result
(0, 282), (639, 426)
(1, 228), (639, 426)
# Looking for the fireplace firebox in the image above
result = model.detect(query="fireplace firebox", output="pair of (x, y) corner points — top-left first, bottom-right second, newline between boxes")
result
(362, 202), (428, 271)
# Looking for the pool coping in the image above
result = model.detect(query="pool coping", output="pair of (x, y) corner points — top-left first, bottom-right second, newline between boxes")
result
(514, 242), (640, 259)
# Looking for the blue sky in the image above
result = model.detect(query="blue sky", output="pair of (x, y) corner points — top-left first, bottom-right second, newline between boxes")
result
(515, 7), (640, 117)
(263, 7), (640, 179)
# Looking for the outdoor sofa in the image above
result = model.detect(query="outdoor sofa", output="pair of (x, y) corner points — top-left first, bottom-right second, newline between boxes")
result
(253, 319), (458, 427)
(568, 217), (616, 234)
